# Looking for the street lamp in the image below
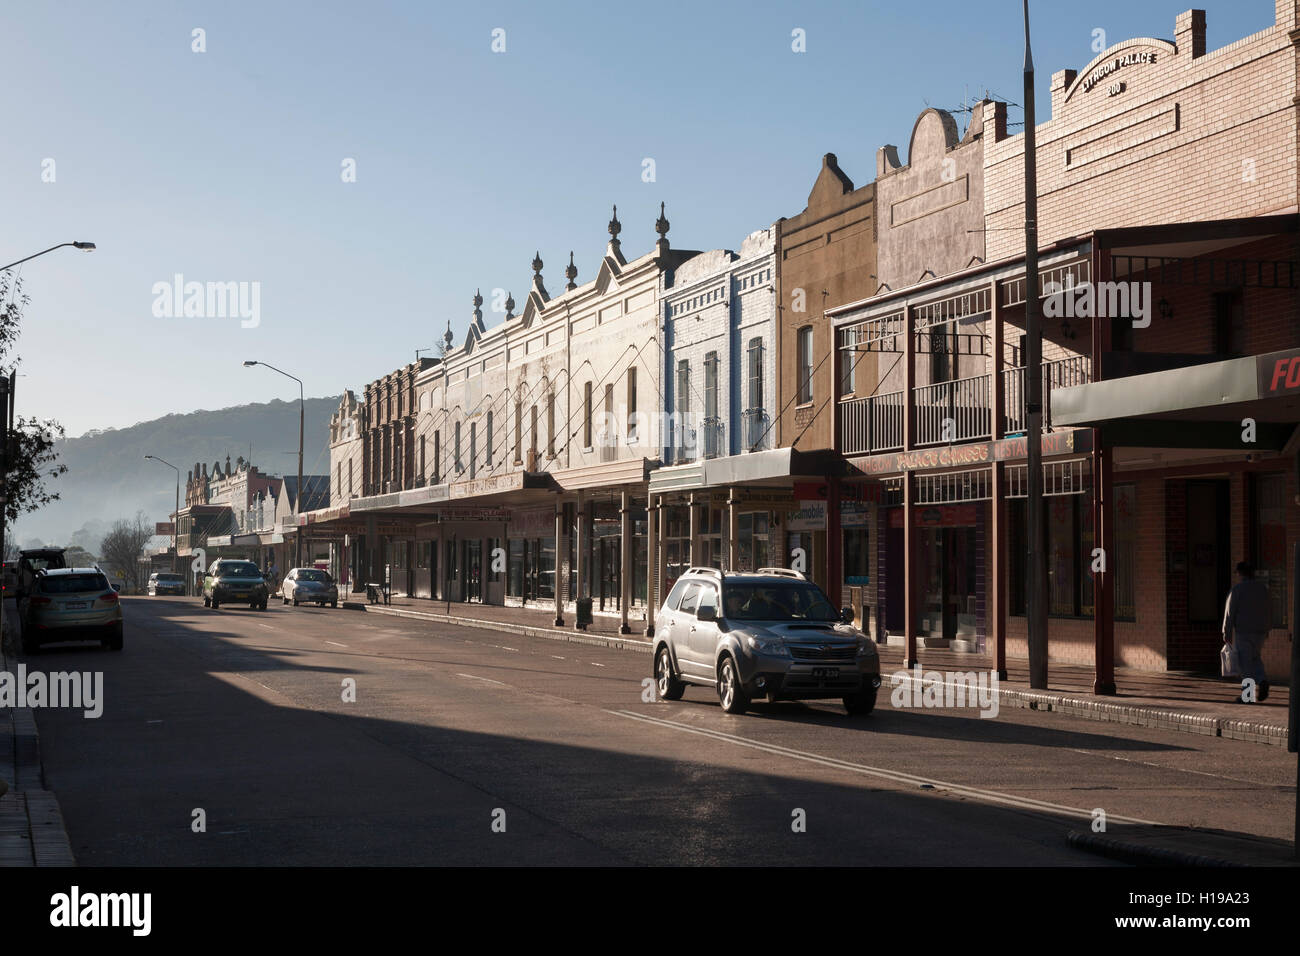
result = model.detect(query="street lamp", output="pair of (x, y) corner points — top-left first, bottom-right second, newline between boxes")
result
(144, 455), (181, 591)
(1, 241), (96, 272)
(244, 360), (304, 570)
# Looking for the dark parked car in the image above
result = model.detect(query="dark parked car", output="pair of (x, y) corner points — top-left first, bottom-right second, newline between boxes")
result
(202, 559), (269, 610)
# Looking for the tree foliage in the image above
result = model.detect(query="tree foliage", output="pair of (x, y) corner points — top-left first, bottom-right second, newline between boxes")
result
(0, 272), (68, 526)
(99, 512), (153, 593)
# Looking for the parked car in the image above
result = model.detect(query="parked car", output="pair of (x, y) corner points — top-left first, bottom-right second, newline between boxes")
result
(202, 559), (269, 610)
(146, 571), (186, 596)
(282, 567), (339, 608)
(2, 560), (18, 598)
(651, 567), (882, 716)
(20, 567), (123, 653)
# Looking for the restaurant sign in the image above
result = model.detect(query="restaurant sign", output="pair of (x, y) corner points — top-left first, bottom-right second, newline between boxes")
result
(850, 429), (1090, 476)
(1258, 348), (1300, 397)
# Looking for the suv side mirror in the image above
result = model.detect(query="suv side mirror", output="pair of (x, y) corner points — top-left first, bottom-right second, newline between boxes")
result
(840, 606), (854, 625)
(697, 605), (717, 623)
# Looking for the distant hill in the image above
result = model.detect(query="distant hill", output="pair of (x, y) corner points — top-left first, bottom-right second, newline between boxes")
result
(13, 397), (342, 552)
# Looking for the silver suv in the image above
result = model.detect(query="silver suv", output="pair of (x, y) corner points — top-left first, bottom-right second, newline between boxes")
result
(651, 567), (882, 715)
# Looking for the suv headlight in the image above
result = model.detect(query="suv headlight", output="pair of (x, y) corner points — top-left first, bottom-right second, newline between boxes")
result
(856, 638), (877, 658)
(746, 635), (790, 657)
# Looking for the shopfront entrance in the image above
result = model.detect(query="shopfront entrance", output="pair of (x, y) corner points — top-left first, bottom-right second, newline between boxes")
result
(461, 538), (483, 602)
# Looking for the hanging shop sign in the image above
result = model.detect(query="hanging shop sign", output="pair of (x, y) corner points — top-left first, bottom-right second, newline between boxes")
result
(786, 500), (827, 531)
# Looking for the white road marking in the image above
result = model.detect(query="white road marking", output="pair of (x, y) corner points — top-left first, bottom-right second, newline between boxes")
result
(1069, 748), (1282, 787)
(256, 623), (275, 630)
(325, 640), (348, 648)
(590, 662), (605, 667)
(551, 656), (565, 660)
(608, 709), (1162, 826)
(456, 673), (507, 686)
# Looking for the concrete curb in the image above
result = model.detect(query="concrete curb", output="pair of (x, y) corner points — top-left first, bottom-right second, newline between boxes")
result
(347, 601), (1290, 747)
(1066, 830), (1248, 867)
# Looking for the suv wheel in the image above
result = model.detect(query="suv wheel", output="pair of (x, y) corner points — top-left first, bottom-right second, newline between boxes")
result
(654, 647), (685, 701)
(843, 687), (877, 716)
(716, 655), (749, 715)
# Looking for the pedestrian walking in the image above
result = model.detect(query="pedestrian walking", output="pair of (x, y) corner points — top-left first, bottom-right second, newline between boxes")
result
(1222, 561), (1272, 702)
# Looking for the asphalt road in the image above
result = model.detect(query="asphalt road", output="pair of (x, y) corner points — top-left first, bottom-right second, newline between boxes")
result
(26, 596), (1298, 866)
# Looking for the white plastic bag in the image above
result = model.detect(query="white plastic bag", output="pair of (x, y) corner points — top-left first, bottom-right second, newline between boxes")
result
(1220, 641), (1241, 678)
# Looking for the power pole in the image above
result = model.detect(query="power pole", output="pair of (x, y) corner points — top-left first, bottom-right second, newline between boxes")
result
(1024, 0), (1049, 689)
(0, 375), (9, 643)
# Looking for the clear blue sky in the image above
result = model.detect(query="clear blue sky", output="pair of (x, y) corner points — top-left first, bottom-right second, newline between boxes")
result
(2, 0), (1276, 436)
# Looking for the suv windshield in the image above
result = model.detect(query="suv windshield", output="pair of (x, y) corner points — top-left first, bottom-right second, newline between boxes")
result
(217, 563), (261, 579)
(722, 582), (839, 622)
(39, 573), (110, 594)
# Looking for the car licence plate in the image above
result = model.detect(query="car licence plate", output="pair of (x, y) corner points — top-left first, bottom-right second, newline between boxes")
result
(64, 601), (89, 610)
(811, 667), (839, 679)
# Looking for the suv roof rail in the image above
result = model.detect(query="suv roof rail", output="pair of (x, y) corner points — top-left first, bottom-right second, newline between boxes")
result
(685, 566), (724, 580)
(755, 567), (806, 580)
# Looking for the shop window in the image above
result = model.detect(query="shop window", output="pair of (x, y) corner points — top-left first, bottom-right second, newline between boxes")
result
(487, 537), (502, 582)
(738, 512), (769, 572)
(1253, 472), (1288, 628)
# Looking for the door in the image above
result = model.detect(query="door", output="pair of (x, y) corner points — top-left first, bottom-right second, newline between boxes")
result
(672, 582), (703, 677)
(688, 583), (721, 679)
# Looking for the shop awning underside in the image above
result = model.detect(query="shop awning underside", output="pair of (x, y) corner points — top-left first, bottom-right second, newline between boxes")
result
(648, 447), (843, 495)
(1053, 348), (1300, 450)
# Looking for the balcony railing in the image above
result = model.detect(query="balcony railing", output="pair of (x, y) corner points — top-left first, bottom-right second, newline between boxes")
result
(840, 390), (904, 455)
(914, 374), (990, 447)
(838, 356), (1091, 456)
(742, 409), (770, 452)
(702, 418), (724, 459)
(1003, 355), (1092, 434)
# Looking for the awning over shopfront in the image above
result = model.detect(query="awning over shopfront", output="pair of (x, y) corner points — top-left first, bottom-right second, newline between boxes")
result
(1053, 347), (1300, 450)
(647, 447), (843, 495)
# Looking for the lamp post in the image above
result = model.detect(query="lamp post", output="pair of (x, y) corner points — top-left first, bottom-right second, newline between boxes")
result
(144, 455), (181, 591)
(1, 241), (96, 273)
(244, 361), (304, 569)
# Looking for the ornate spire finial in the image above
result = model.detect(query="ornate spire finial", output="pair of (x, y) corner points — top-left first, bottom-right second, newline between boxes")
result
(443, 318), (454, 349)
(608, 204), (621, 241)
(654, 201), (670, 239)
(531, 251), (543, 275)
(505, 291), (515, 319)
(473, 288), (484, 323)
(565, 251), (578, 290)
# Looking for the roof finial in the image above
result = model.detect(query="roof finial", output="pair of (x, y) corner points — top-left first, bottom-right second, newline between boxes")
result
(505, 291), (515, 319)
(655, 201), (670, 239)
(608, 204), (622, 242)
(531, 251), (543, 275)
(443, 318), (454, 349)
(565, 251), (578, 291)
(473, 288), (483, 322)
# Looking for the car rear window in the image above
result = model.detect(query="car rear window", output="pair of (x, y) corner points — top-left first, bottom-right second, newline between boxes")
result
(297, 569), (329, 582)
(217, 564), (261, 578)
(39, 574), (110, 594)
(156, 573), (182, 582)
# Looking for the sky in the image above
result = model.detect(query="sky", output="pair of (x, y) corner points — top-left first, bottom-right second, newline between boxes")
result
(1, 0), (1279, 437)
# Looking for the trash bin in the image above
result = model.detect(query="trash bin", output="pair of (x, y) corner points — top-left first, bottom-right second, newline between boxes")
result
(575, 597), (593, 631)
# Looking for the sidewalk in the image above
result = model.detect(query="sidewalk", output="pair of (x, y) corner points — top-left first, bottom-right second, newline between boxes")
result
(345, 593), (1292, 747)
(0, 601), (76, 866)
